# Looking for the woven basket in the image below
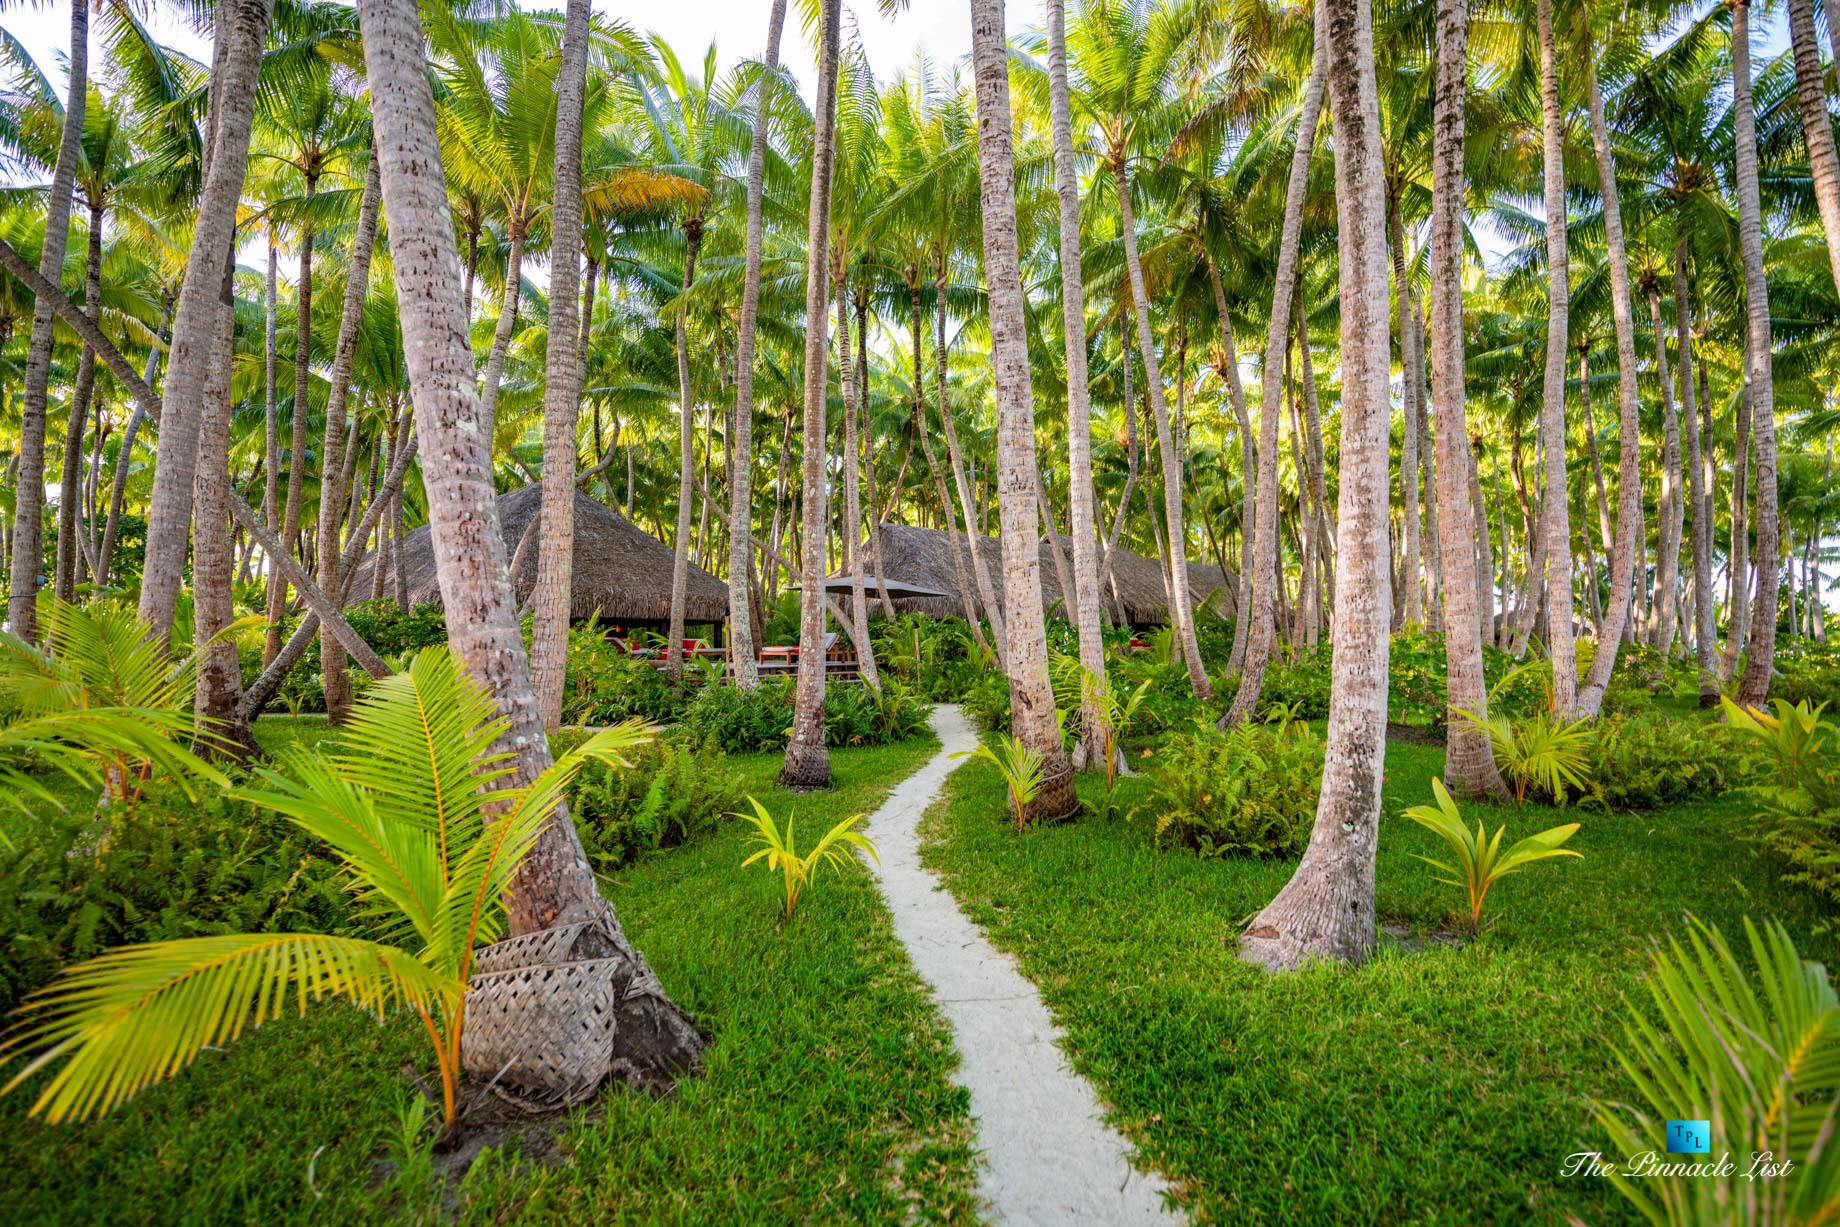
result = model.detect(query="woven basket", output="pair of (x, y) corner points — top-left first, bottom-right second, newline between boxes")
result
(463, 920), (633, 1108)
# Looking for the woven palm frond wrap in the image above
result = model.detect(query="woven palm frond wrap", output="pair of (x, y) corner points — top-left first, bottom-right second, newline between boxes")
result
(462, 919), (636, 1108)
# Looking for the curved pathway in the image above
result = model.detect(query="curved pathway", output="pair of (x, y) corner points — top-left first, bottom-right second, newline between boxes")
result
(863, 705), (1175, 1225)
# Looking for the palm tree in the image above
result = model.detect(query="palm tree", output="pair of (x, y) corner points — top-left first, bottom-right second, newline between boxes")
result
(1574, 45), (1646, 716)
(529, 0), (594, 730)
(1065, 0), (1212, 698)
(1731, 0), (1780, 705)
(1787, 0), (1840, 298)
(7, 0), (86, 639)
(970, 0), (1077, 822)
(726, 0), (790, 692)
(137, 0), (273, 647)
(0, 649), (649, 1131)
(1534, 0), (1580, 720)
(1045, 0), (1107, 767)
(352, 0), (702, 1089)
(1222, 5), (1326, 726)
(780, 0), (842, 791)
(1241, 0), (1393, 970)
(1430, 0), (1507, 797)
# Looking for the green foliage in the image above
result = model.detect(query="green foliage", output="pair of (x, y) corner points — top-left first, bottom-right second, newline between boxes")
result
(244, 602), (451, 715)
(953, 734), (1045, 832)
(1584, 712), (1734, 812)
(565, 736), (744, 871)
(1462, 709), (1595, 805)
(1722, 697), (1840, 907)
(1260, 646), (1334, 720)
(961, 669), (1013, 733)
(736, 796), (878, 919)
(561, 624), (684, 725)
(0, 648), (649, 1125)
(0, 598), (229, 821)
(1772, 642), (1840, 709)
(1140, 721), (1322, 859)
(0, 785), (355, 1021)
(871, 613), (990, 702)
(1387, 628), (1449, 727)
(1596, 918), (1840, 1225)
(1402, 778), (1581, 930)
(682, 679), (930, 753)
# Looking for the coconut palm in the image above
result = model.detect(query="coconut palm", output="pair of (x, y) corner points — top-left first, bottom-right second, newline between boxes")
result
(0, 648), (650, 1130)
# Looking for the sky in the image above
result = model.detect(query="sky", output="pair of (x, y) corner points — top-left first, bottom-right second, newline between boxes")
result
(1, 1), (1036, 105)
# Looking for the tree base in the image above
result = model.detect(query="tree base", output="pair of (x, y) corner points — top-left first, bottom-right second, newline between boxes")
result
(777, 738), (832, 791)
(1023, 764), (1082, 825)
(1238, 870), (1374, 972)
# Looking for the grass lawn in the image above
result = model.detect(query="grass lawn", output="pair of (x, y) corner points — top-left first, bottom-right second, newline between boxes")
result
(0, 724), (978, 1225)
(919, 729), (1839, 1225)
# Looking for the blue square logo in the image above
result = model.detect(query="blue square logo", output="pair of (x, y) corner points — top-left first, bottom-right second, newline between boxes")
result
(1666, 1120), (1711, 1154)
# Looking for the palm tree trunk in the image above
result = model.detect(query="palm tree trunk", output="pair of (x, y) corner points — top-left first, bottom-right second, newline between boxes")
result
(478, 219), (527, 446)
(1676, 242), (1716, 702)
(1388, 203), (1424, 626)
(264, 230), (281, 532)
(316, 153), (384, 724)
(780, 0), (841, 789)
(1207, 260), (1256, 670)
(1241, 0), (1392, 970)
(1114, 161), (1210, 698)
(1645, 282), (1684, 657)
(1222, 10), (1325, 725)
(969, 0), (1076, 821)
(665, 223), (703, 682)
(265, 171), (319, 664)
(1732, 0), (1781, 705)
(192, 236), (257, 757)
(1723, 356), (1753, 681)
(530, 0), (592, 730)
(1789, 0), (1840, 296)
(1430, 0), (1507, 796)
(55, 199), (105, 606)
(1099, 321), (1142, 626)
(9, 0), (86, 637)
(97, 305), (166, 590)
(1574, 55), (1646, 716)
(837, 281), (879, 691)
(1535, 0), (1579, 718)
(138, 0), (270, 645)
(938, 261), (1009, 661)
(354, 0), (702, 1088)
(726, 0), (788, 690)
(1471, 440), (1494, 644)
(1048, 0), (1107, 763)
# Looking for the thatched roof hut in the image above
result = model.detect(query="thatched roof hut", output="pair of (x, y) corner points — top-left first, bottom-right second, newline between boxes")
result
(347, 485), (729, 624)
(834, 523), (1236, 626)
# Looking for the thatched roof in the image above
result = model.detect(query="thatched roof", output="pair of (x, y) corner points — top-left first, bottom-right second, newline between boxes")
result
(837, 523), (1236, 626)
(347, 485), (729, 623)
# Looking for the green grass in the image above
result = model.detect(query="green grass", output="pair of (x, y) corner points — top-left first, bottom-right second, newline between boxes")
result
(919, 732), (1839, 1225)
(0, 724), (977, 1225)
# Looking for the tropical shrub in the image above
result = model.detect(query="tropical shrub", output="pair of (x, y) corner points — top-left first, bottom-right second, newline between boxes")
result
(561, 625), (684, 726)
(1142, 721), (1323, 859)
(962, 670), (1013, 734)
(1584, 712), (1734, 812)
(1773, 641), (1840, 708)
(1722, 698), (1840, 906)
(1596, 918), (1840, 1224)
(242, 601), (450, 714)
(736, 797), (878, 919)
(1261, 646), (1334, 721)
(0, 784), (355, 1019)
(955, 734), (1045, 832)
(564, 736), (743, 871)
(1461, 710), (1594, 804)
(1388, 628), (1449, 727)
(1402, 778), (1581, 931)
(0, 648), (649, 1128)
(682, 678), (930, 753)
(0, 598), (230, 820)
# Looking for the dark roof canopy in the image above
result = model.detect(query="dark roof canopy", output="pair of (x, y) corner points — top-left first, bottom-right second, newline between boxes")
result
(348, 485), (729, 623)
(833, 523), (1236, 626)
